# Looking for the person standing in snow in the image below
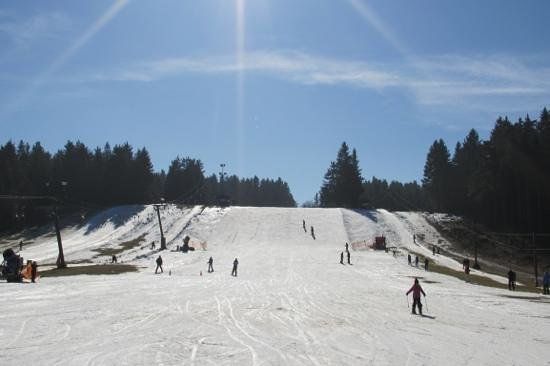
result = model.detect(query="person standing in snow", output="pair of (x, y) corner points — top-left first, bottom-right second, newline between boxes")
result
(310, 226), (315, 240)
(407, 254), (412, 266)
(340, 252), (344, 264)
(19, 241), (23, 251)
(303, 219), (306, 232)
(413, 234), (416, 244)
(424, 258), (429, 271)
(207, 256), (214, 273)
(414, 256), (419, 267)
(231, 258), (239, 277)
(155, 255), (163, 274)
(507, 269), (516, 291)
(406, 278), (426, 315)
(347, 250), (351, 265)
(31, 261), (38, 283)
(543, 270), (550, 295)
(345, 242), (349, 253)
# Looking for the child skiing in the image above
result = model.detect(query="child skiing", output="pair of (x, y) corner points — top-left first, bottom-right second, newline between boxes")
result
(406, 278), (426, 315)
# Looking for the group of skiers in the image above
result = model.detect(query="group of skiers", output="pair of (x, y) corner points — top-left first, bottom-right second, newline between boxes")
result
(154, 255), (239, 277)
(407, 253), (429, 271)
(339, 242), (352, 265)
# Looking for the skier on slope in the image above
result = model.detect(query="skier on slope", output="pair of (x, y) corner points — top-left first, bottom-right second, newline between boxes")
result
(231, 258), (239, 277)
(310, 226), (315, 240)
(340, 252), (344, 265)
(424, 258), (429, 271)
(408, 254), (412, 266)
(414, 255), (419, 267)
(345, 242), (349, 253)
(507, 269), (516, 291)
(543, 270), (550, 295)
(155, 255), (163, 274)
(347, 250), (351, 265)
(207, 256), (214, 273)
(303, 219), (306, 232)
(406, 278), (426, 315)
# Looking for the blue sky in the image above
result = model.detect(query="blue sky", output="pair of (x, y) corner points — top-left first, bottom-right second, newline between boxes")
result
(1, 0), (549, 204)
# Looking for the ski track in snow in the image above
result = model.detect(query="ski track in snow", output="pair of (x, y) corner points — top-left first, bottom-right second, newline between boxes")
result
(1, 205), (549, 365)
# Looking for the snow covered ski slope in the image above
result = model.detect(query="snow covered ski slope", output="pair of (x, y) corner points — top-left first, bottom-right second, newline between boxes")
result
(2, 206), (549, 365)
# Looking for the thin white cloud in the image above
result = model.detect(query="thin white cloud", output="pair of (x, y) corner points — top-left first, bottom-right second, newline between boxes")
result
(96, 50), (402, 90)
(0, 12), (70, 48)
(95, 50), (550, 108)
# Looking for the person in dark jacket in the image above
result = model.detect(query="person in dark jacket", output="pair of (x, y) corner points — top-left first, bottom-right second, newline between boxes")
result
(345, 242), (349, 253)
(31, 261), (38, 283)
(424, 258), (429, 271)
(302, 219), (306, 232)
(407, 254), (412, 266)
(340, 251), (344, 265)
(310, 226), (315, 240)
(543, 270), (550, 295)
(508, 269), (516, 291)
(155, 255), (163, 274)
(414, 256), (419, 267)
(406, 278), (426, 315)
(231, 258), (239, 277)
(347, 250), (351, 265)
(208, 256), (214, 273)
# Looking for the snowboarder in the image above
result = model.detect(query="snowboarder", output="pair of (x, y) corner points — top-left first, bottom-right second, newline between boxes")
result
(208, 256), (214, 273)
(31, 261), (37, 283)
(424, 258), (429, 271)
(347, 250), (351, 265)
(231, 258), (239, 277)
(310, 226), (315, 240)
(302, 219), (306, 232)
(340, 251), (344, 264)
(507, 269), (516, 291)
(414, 256), (419, 267)
(406, 278), (426, 315)
(543, 270), (550, 295)
(155, 255), (163, 274)
(345, 242), (349, 253)
(407, 254), (412, 266)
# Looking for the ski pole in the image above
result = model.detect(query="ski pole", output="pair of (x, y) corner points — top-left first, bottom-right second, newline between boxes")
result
(424, 296), (428, 312)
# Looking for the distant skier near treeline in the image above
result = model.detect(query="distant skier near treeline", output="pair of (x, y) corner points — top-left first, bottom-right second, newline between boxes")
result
(207, 256), (214, 273)
(155, 255), (163, 274)
(406, 278), (426, 315)
(310, 226), (315, 240)
(543, 270), (550, 295)
(302, 219), (306, 232)
(508, 269), (516, 291)
(231, 258), (239, 277)
(340, 252), (344, 265)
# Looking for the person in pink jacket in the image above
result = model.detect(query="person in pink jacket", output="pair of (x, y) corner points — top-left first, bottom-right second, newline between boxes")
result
(406, 278), (426, 315)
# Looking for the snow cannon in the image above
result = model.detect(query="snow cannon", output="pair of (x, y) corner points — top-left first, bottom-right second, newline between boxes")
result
(1, 248), (23, 282)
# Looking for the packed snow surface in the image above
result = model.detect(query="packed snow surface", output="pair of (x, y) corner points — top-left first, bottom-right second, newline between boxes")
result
(2, 206), (549, 365)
